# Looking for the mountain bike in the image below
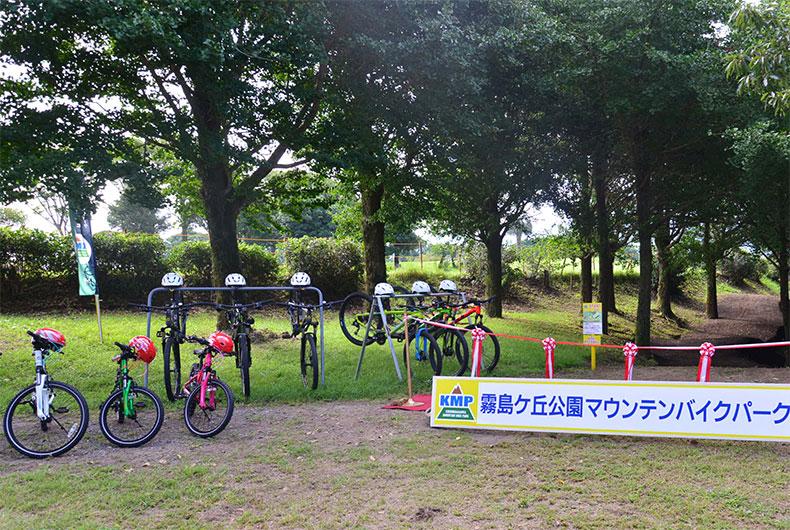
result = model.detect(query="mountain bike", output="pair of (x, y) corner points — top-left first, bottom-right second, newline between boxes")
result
(4, 330), (89, 458)
(215, 300), (272, 399)
(98, 339), (164, 448)
(131, 300), (212, 402)
(181, 334), (235, 438)
(432, 297), (500, 373)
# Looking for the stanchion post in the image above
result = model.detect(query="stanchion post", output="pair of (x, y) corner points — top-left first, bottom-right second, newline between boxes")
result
(591, 346), (596, 371)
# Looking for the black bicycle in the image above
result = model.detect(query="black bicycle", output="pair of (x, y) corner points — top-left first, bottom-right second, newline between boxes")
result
(130, 300), (213, 401)
(215, 300), (272, 399)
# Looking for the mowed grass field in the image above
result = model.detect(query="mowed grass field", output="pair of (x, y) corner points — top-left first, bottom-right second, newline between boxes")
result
(0, 300), (787, 529)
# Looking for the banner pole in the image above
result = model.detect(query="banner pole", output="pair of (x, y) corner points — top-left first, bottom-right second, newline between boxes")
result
(591, 346), (597, 370)
(94, 294), (104, 343)
(397, 314), (423, 407)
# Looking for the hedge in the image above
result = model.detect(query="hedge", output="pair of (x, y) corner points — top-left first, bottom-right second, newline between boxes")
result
(279, 236), (363, 301)
(166, 241), (279, 287)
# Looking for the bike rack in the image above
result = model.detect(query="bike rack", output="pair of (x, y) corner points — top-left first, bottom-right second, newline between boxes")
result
(143, 285), (328, 387)
(354, 291), (468, 382)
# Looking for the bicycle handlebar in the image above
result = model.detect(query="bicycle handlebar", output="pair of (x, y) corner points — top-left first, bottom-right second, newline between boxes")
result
(185, 335), (210, 346)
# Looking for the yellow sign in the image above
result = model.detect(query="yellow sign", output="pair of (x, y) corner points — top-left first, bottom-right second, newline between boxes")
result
(583, 334), (602, 345)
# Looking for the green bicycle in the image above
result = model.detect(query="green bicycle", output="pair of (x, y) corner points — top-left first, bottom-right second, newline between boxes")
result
(98, 337), (164, 448)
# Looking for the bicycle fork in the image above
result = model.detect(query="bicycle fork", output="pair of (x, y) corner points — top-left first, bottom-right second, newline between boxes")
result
(34, 350), (52, 420)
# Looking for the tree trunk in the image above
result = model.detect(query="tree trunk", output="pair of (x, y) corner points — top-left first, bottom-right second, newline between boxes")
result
(361, 182), (386, 293)
(655, 219), (674, 319)
(581, 252), (593, 303)
(484, 232), (504, 317)
(635, 166), (653, 346)
(779, 244), (789, 366)
(703, 222), (718, 319)
(593, 150), (613, 333)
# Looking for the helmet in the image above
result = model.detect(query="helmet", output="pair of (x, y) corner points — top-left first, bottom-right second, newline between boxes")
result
(439, 279), (457, 292)
(290, 272), (311, 287)
(411, 281), (431, 295)
(33, 328), (66, 349)
(224, 273), (246, 287)
(161, 272), (184, 287)
(374, 282), (395, 296)
(209, 331), (235, 354)
(128, 335), (157, 363)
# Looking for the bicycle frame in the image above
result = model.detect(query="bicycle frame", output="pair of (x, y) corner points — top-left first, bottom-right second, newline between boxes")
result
(181, 349), (218, 410)
(33, 348), (53, 421)
(116, 358), (135, 418)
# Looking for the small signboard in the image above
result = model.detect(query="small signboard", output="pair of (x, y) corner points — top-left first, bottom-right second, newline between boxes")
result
(583, 334), (601, 345)
(582, 302), (603, 335)
(430, 377), (790, 442)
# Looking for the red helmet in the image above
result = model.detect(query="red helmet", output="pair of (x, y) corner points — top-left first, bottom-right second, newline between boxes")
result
(128, 335), (157, 363)
(209, 331), (234, 354)
(34, 328), (66, 349)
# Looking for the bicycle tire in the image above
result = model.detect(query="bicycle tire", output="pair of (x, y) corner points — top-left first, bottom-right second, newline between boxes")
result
(99, 385), (164, 448)
(402, 329), (442, 388)
(4, 381), (89, 459)
(465, 324), (500, 373)
(162, 336), (181, 401)
(339, 292), (377, 346)
(237, 335), (251, 399)
(301, 333), (319, 390)
(433, 327), (469, 376)
(183, 378), (234, 438)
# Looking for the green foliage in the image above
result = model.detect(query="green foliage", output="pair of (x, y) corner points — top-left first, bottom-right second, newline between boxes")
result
(167, 241), (279, 287)
(279, 237), (363, 300)
(0, 207), (26, 228)
(515, 234), (581, 279)
(720, 249), (769, 286)
(93, 232), (168, 301)
(107, 192), (168, 234)
(726, 0), (790, 115)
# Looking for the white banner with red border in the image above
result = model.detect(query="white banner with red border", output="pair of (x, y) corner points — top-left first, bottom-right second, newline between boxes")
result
(430, 377), (790, 442)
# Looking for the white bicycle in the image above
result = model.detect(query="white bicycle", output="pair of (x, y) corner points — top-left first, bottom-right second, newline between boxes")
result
(3, 329), (89, 458)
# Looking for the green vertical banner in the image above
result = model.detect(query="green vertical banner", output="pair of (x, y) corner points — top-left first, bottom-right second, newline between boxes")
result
(70, 214), (98, 296)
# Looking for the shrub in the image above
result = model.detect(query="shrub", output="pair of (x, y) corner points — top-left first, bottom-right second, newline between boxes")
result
(279, 237), (363, 300)
(167, 241), (279, 286)
(720, 249), (767, 286)
(387, 268), (455, 292)
(93, 232), (168, 302)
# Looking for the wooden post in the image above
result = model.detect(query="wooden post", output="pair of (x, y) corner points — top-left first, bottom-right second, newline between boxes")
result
(419, 242), (424, 270)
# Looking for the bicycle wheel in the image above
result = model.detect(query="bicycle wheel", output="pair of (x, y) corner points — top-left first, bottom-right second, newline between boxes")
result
(433, 327), (469, 376)
(339, 292), (378, 346)
(99, 385), (164, 448)
(465, 324), (501, 372)
(162, 336), (182, 401)
(237, 335), (251, 399)
(4, 381), (89, 458)
(300, 333), (319, 390)
(183, 378), (234, 438)
(402, 329), (442, 389)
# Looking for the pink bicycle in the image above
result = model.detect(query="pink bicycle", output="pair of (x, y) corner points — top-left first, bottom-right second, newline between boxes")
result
(181, 333), (235, 438)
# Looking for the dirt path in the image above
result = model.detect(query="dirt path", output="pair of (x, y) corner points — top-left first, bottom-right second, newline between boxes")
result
(655, 293), (786, 366)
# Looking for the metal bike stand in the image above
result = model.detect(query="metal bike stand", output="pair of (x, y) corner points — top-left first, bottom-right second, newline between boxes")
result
(354, 291), (453, 382)
(143, 285), (328, 387)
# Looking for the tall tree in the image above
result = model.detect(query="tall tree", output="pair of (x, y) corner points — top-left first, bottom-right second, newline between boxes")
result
(108, 189), (168, 234)
(1, 1), (329, 289)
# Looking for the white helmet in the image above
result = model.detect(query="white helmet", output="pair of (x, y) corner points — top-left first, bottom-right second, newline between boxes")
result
(290, 271), (311, 287)
(161, 272), (184, 288)
(439, 279), (457, 292)
(224, 273), (247, 287)
(374, 282), (395, 296)
(411, 281), (431, 295)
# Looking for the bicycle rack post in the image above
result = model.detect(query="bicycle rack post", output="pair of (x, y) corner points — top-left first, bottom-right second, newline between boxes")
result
(354, 298), (378, 380)
(143, 284), (329, 388)
(378, 295), (403, 381)
(354, 294), (403, 381)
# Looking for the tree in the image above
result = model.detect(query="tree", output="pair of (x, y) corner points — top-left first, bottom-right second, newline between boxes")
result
(726, 0), (790, 116)
(728, 120), (790, 363)
(1, 1), (329, 291)
(31, 191), (70, 235)
(108, 190), (168, 234)
(0, 207), (25, 228)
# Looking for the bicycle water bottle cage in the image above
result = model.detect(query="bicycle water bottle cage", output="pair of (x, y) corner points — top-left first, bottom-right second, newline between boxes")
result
(290, 272), (311, 287)
(161, 272), (184, 287)
(225, 273), (246, 287)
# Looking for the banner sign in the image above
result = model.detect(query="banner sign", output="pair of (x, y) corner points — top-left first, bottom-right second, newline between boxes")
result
(582, 302), (603, 335)
(430, 377), (790, 442)
(70, 214), (98, 296)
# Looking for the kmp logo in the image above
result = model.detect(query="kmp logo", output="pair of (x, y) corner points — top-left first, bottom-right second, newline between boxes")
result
(436, 384), (475, 421)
